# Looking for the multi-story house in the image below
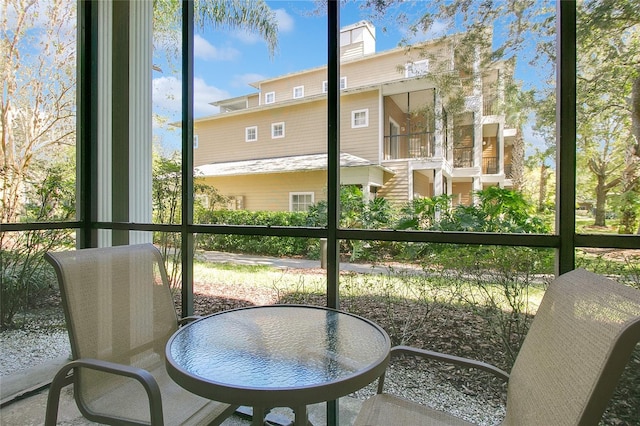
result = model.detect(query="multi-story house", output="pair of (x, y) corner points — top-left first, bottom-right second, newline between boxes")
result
(194, 21), (517, 212)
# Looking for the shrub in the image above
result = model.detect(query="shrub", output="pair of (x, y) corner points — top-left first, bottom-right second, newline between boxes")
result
(196, 210), (313, 257)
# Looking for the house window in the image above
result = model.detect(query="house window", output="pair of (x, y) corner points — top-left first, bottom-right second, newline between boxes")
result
(264, 91), (275, 104)
(290, 192), (314, 212)
(193, 134), (199, 149)
(352, 109), (369, 128)
(293, 86), (304, 99)
(405, 59), (429, 77)
(245, 126), (258, 142)
(272, 122), (285, 139)
(322, 77), (347, 93)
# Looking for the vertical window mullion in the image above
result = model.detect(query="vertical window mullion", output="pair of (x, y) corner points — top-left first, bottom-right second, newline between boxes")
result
(556, 1), (577, 274)
(181, 0), (194, 317)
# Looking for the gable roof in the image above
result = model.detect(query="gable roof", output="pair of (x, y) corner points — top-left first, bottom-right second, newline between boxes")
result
(195, 153), (394, 177)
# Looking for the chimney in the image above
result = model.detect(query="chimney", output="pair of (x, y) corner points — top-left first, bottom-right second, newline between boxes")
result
(340, 21), (376, 60)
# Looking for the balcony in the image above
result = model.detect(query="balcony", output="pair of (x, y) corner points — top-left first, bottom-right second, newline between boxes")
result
(483, 156), (498, 174)
(383, 132), (435, 160)
(453, 147), (473, 168)
(483, 96), (498, 116)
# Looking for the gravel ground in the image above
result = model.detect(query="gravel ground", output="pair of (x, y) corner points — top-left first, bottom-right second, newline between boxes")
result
(0, 329), (71, 377)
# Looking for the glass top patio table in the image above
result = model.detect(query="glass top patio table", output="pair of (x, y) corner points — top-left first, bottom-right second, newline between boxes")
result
(165, 304), (390, 424)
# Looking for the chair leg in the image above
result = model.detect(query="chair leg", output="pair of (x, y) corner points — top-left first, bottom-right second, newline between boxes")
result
(44, 365), (74, 426)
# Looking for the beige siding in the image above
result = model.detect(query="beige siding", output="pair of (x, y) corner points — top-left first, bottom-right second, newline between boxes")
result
(251, 39), (453, 112)
(259, 69), (327, 102)
(195, 90), (381, 166)
(452, 181), (473, 206)
(341, 42), (454, 89)
(247, 94), (259, 108)
(340, 91), (379, 161)
(201, 171), (327, 212)
(413, 171), (432, 198)
(194, 99), (328, 166)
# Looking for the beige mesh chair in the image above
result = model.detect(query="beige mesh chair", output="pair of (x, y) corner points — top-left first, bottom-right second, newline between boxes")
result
(44, 244), (237, 425)
(354, 268), (640, 426)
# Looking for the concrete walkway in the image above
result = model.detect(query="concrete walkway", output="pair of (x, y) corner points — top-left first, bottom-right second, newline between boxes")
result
(0, 387), (363, 425)
(198, 250), (417, 275)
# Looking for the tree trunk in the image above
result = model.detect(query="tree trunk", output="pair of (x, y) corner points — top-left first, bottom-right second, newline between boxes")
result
(631, 73), (640, 235)
(594, 173), (607, 227)
(538, 163), (548, 213)
(511, 127), (525, 190)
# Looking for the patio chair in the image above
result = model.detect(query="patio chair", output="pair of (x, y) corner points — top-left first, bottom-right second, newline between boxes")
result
(44, 244), (237, 426)
(353, 268), (640, 426)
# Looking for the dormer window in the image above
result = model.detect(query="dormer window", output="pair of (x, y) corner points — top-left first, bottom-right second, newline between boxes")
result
(322, 77), (347, 93)
(405, 60), (429, 78)
(293, 86), (304, 99)
(264, 91), (275, 104)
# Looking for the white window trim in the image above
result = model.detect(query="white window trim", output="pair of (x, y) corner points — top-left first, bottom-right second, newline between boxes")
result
(245, 126), (258, 142)
(405, 59), (429, 78)
(264, 91), (275, 104)
(322, 80), (328, 93)
(271, 122), (285, 139)
(289, 192), (315, 212)
(293, 85), (304, 99)
(352, 109), (369, 128)
(193, 134), (199, 149)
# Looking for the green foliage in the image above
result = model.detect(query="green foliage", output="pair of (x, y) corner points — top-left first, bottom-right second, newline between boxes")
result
(398, 187), (549, 234)
(196, 210), (312, 257)
(397, 194), (453, 230)
(1, 159), (76, 328)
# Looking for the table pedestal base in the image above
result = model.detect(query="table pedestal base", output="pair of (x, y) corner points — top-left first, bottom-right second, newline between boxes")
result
(236, 405), (312, 426)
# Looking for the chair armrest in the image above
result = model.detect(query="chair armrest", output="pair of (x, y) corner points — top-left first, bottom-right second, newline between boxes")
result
(45, 358), (164, 426)
(377, 345), (509, 394)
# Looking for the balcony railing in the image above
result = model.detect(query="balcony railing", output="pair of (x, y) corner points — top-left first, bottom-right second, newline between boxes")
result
(482, 157), (498, 174)
(453, 147), (473, 168)
(383, 132), (435, 160)
(483, 96), (498, 116)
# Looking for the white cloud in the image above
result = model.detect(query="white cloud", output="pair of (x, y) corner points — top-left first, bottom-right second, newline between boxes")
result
(194, 34), (240, 61)
(232, 8), (294, 45)
(153, 76), (229, 120)
(402, 19), (450, 44)
(231, 73), (267, 89)
(274, 9), (294, 33)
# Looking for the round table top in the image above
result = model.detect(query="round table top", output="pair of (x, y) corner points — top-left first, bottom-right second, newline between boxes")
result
(166, 304), (390, 407)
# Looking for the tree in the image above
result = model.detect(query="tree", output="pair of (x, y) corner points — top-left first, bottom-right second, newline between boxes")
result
(524, 146), (555, 213)
(504, 82), (536, 190)
(576, 1), (640, 231)
(154, 0), (279, 63)
(1, 0), (77, 225)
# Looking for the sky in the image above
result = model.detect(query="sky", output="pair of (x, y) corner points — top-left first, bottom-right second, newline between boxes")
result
(151, 0), (552, 153)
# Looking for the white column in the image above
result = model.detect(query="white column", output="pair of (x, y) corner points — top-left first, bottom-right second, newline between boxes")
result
(434, 169), (444, 197)
(434, 91), (443, 158)
(129, 0), (153, 244)
(97, 1), (112, 247)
